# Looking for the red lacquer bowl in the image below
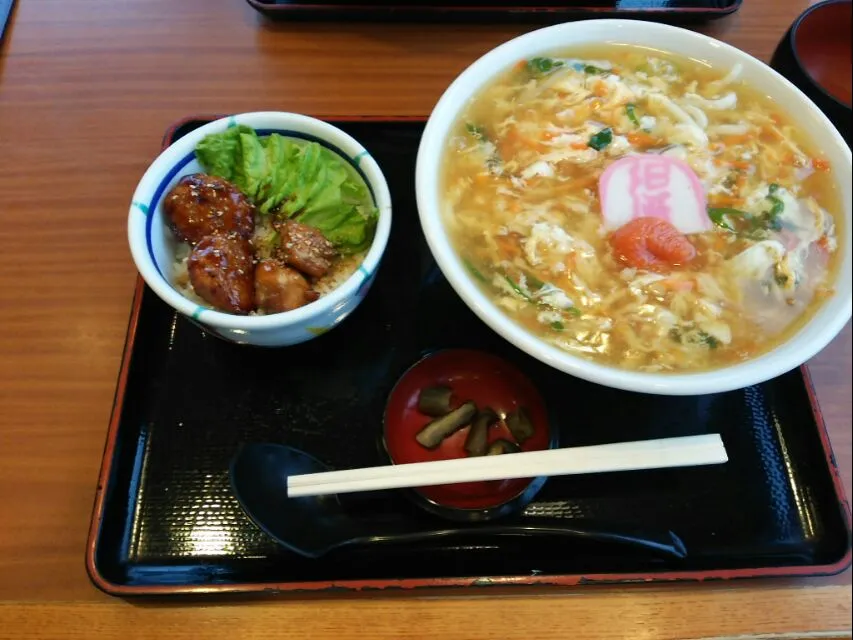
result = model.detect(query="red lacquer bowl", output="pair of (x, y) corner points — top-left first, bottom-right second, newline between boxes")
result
(383, 349), (555, 521)
(771, 0), (852, 144)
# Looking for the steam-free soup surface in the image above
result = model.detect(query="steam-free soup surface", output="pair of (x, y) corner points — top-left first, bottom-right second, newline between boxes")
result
(441, 45), (842, 373)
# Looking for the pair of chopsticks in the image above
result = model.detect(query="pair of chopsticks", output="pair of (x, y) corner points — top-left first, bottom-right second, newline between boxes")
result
(286, 434), (727, 498)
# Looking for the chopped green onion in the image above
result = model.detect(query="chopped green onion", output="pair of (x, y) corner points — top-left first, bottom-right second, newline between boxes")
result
(526, 57), (563, 76)
(463, 258), (487, 283)
(669, 328), (682, 343)
(588, 128), (613, 151)
(707, 207), (747, 232)
(550, 321), (565, 331)
(766, 195), (784, 218)
(526, 273), (545, 290)
(761, 189), (785, 231)
(584, 64), (606, 75)
(503, 275), (532, 301)
(708, 206), (748, 218)
(566, 307), (582, 317)
(710, 191), (786, 235)
(465, 123), (488, 141)
(699, 332), (720, 349)
(759, 211), (783, 231)
(626, 103), (640, 127)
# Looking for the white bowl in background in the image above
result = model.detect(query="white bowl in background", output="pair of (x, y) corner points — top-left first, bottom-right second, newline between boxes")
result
(416, 20), (852, 395)
(128, 112), (392, 347)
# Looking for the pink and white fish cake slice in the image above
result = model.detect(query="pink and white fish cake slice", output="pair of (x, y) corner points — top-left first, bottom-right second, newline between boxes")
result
(599, 154), (712, 235)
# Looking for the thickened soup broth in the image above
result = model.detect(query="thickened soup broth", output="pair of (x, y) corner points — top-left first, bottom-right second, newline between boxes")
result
(440, 46), (843, 373)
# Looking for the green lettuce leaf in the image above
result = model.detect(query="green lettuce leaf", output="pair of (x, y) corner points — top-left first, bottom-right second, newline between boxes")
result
(194, 124), (256, 183)
(194, 127), (378, 254)
(296, 204), (377, 255)
(258, 134), (301, 214)
(233, 131), (269, 200)
(257, 133), (294, 213)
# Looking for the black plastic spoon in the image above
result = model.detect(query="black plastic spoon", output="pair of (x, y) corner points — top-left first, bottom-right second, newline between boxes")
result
(229, 442), (688, 560)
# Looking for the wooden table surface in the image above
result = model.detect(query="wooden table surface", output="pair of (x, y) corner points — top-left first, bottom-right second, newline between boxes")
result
(0, 0), (850, 638)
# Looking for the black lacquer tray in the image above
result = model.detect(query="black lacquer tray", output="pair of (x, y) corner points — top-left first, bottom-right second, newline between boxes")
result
(87, 116), (851, 596)
(245, 0), (743, 23)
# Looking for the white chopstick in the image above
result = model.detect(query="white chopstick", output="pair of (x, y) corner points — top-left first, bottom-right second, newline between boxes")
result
(286, 434), (727, 498)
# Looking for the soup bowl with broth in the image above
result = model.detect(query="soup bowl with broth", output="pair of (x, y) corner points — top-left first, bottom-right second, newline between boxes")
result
(416, 20), (852, 395)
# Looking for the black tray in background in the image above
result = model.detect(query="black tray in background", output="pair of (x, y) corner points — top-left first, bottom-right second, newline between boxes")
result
(246, 0), (743, 23)
(87, 117), (851, 596)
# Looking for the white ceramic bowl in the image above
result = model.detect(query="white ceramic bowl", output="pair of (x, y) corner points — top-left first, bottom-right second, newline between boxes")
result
(416, 19), (852, 396)
(128, 112), (392, 347)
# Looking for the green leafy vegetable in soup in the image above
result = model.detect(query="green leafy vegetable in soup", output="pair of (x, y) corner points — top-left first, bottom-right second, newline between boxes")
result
(440, 45), (842, 373)
(465, 123), (489, 142)
(625, 103), (640, 127)
(587, 128), (613, 151)
(526, 57), (564, 76)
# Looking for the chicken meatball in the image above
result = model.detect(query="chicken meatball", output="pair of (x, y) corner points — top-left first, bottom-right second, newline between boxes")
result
(187, 235), (255, 314)
(254, 259), (319, 313)
(278, 220), (336, 278)
(164, 173), (255, 245)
